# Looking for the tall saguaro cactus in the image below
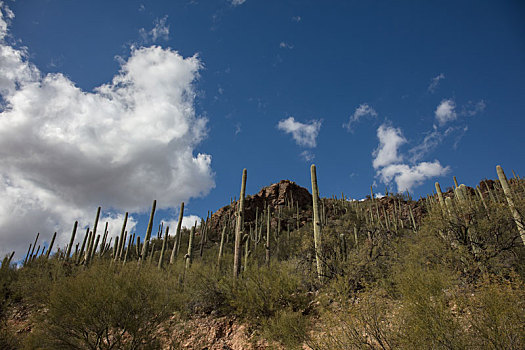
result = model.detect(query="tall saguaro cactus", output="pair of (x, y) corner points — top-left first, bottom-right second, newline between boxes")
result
(185, 225), (196, 269)
(233, 168), (247, 279)
(115, 212), (128, 262)
(66, 221), (78, 260)
(497, 165), (525, 246)
(139, 200), (157, 264)
(310, 164), (324, 282)
(170, 202), (185, 264)
(435, 182), (445, 209)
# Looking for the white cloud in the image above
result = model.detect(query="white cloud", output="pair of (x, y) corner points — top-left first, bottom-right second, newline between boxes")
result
(408, 128), (442, 162)
(435, 99), (457, 125)
(377, 161), (449, 192)
(300, 150), (315, 162)
(279, 42), (294, 49)
(277, 116), (321, 148)
(372, 123), (449, 192)
(372, 124), (406, 169)
(139, 16), (170, 42)
(181, 215), (201, 229)
(231, 0), (246, 6)
(292, 16), (301, 22)
(428, 73), (445, 93)
(462, 99), (486, 116)
(343, 103), (377, 131)
(0, 4), (214, 258)
(162, 214), (200, 233)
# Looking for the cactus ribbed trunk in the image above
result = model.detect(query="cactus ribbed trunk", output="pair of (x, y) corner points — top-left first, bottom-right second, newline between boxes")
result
(497, 165), (525, 246)
(66, 221), (78, 260)
(170, 202), (184, 264)
(218, 223), (226, 267)
(77, 227), (89, 265)
(435, 182), (445, 210)
(158, 226), (168, 269)
(115, 212), (128, 262)
(265, 206), (271, 266)
(310, 164), (324, 282)
(233, 169), (247, 279)
(139, 200), (156, 264)
(45, 232), (57, 259)
(185, 226), (195, 269)
(123, 234), (132, 265)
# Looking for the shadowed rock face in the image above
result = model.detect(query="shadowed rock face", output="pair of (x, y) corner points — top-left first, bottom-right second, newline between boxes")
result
(207, 180), (313, 235)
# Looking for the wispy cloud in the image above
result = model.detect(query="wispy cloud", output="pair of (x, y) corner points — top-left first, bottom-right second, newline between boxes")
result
(139, 15), (170, 42)
(292, 16), (302, 22)
(279, 42), (294, 49)
(300, 150), (315, 162)
(344, 103), (378, 131)
(230, 0), (246, 6)
(277, 116), (322, 148)
(428, 73), (445, 93)
(435, 98), (457, 125)
(372, 123), (449, 192)
(462, 100), (486, 116)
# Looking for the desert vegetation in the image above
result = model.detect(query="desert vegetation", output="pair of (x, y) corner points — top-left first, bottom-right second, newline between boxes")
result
(1, 165), (524, 349)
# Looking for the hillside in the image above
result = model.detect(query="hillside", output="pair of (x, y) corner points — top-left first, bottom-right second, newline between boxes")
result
(1, 166), (524, 349)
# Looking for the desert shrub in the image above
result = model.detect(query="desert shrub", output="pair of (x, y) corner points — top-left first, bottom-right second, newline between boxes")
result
(310, 289), (399, 350)
(461, 275), (525, 349)
(421, 195), (525, 279)
(261, 308), (308, 349)
(229, 261), (310, 322)
(25, 262), (174, 349)
(13, 257), (76, 306)
(177, 258), (234, 317)
(0, 259), (18, 350)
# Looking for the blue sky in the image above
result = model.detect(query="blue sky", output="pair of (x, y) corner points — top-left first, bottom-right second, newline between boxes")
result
(1, 0), (524, 257)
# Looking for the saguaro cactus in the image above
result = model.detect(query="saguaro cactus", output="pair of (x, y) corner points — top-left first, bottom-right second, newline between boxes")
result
(435, 182), (445, 209)
(116, 212), (128, 262)
(265, 206), (271, 266)
(310, 164), (324, 282)
(497, 165), (525, 246)
(185, 225), (196, 269)
(139, 200), (157, 264)
(158, 226), (169, 269)
(217, 222), (227, 267)
(170, 202), (184, 264)
(66, 221), (78, 260)
(233, 168), (247, 279)
(45, 232), (57, 259)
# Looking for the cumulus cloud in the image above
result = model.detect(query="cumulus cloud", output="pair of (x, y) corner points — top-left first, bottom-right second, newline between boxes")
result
(376, 161), (449, 192)
(372, 123), (449, 192)
(435, 99), (457, 125)
(343, 103), (377, 131)
(162, 214), (200, 233)
(279, 42), (294, 49)
(372, 124), (407, 169)
(0, 4), (214, 258)
(292, 16), (302, 22)
(277, 116), (321, 148)
(428, 73), (445, 93)
(139, 15), (170, 42)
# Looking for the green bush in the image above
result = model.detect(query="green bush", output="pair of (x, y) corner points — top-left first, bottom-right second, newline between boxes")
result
(261, 308), (308, 349)
(229, 261), (310, 322)
(25, 262), (175, 349)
